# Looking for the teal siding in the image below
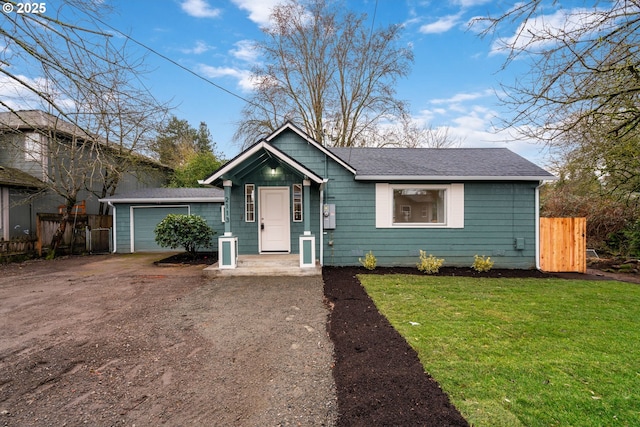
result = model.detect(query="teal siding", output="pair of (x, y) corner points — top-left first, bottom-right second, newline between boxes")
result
(113, 202), (224, 253)
(322, 181), (538, 268)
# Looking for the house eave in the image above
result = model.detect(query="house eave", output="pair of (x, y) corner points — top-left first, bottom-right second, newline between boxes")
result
(201, 140), (325, 185)
(354, 175), (558, 182)
(99, 197), (224, 204)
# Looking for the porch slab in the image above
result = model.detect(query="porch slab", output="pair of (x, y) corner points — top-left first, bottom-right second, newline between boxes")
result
(203, 254), (321, 277)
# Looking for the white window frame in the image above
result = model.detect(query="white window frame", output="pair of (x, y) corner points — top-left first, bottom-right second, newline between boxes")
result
(245, 184), (255, 222)
(375, 183), (464, 228)
(24, 132), (43, 163)
(292, 183), (303, 222)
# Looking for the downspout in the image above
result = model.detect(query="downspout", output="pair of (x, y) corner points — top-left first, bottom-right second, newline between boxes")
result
(535, 182), (542, 270)
(107, 201), (117, 253)
(319, 185), (324, 267)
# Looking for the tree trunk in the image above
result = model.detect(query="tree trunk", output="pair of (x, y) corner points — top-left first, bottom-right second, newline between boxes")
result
(49, 203), (74, 259)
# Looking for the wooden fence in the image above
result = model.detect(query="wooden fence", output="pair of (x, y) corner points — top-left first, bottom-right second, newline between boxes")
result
(539, 217), (587, 273)
(36, 213), (112, 256)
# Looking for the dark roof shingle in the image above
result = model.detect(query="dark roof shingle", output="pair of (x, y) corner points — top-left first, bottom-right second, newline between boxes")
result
(328, 147), (554, 180)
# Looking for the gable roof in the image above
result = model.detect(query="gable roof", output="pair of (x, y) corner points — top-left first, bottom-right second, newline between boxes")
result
(200, 139), (325, 186)
(99, 187), (224, 204)
(329, 147), (556, 181)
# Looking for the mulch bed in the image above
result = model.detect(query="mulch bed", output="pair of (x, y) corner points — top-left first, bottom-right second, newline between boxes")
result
(323, 266), (473, 426)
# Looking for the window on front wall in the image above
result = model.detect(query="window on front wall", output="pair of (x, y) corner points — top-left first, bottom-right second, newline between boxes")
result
(245, 184), (255, 222)
(292, 183), (302, 222)
(375, 183), (464, 228)
(393, 188), (445, 224)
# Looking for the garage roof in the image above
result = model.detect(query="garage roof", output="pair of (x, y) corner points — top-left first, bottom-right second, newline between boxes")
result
(100, 187), (224, 204)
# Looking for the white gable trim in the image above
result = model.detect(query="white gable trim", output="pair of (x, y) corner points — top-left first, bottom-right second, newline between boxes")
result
(200, 140), (324, 185)
(266, 122), (357, 175)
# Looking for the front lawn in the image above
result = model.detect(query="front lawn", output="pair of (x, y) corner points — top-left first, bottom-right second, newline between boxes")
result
(359, 275), (640, 426)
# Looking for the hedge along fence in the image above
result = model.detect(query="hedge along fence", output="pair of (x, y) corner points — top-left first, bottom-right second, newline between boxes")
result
(36, 213), (112, 256)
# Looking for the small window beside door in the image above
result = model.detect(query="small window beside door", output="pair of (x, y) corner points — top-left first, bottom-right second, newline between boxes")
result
(292, 184), (302, 222)
(245, 184), (255, 222)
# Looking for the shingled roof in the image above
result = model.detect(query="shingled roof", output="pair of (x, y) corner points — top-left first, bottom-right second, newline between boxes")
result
(100, 187), (224, 203)
(0, 166), (45, 189)
(329, 147), (555, 181)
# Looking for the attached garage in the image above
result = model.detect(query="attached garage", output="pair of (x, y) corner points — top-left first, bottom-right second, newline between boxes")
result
(100, 188), (224, 253)
(132, 205), (190, 251)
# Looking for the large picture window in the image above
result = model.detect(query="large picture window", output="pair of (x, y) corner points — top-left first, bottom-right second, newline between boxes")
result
(375, 183), (464, 228)
(245, 184), (255, 222)
(393, 188), (445, 224)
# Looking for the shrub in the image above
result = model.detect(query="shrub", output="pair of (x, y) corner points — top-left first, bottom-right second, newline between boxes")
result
(154, 214), (216, 257)
(417, 250), (444, 274)
(359, 250), (377, 270)
(472, 254), (494, 272)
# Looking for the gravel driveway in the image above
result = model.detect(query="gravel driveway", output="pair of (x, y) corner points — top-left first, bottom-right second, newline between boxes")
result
(0, 254), (337, 426)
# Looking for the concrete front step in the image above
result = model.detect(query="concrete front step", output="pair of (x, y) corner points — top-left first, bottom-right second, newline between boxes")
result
(203, 254), (321, 277)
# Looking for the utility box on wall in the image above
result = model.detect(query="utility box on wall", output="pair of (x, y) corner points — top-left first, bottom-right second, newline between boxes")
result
(323, 204), (336, 229)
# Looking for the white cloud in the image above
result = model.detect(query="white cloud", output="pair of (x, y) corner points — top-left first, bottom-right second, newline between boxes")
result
(181, 40), (213, 55)
(430, 89), (494, 105)
(180, 0), (221, 18)
(231, 40), (259, 63)
(491, 7), (605, 55)
(0, 72), (75, 112)
(197, 64), (255, 92)
(230, 0), (282, 26)
(419, 14), (462, 34)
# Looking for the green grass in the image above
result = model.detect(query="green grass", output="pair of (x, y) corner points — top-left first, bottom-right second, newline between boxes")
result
(359, 274), (640, 427)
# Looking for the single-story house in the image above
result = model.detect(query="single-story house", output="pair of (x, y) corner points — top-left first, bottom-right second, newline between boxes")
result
(103, 122), (556, 269)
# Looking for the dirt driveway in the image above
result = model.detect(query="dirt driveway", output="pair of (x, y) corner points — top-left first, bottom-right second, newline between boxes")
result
(0, 254), (337, 426)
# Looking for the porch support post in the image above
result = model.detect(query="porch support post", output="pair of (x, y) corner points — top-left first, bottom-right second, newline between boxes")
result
(303, 179), (311, 235)
(219, 180), (237, 269)
(300, 179), (315, 268)
(223, 180), (232, 236)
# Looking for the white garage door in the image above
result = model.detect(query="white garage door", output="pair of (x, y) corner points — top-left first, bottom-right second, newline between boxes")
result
(132, 206), (189, 252)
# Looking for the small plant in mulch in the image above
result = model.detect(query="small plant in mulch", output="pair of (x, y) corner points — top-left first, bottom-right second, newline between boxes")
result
(359, 250), (377, 270)
(471, 254), (494, 272)
(417, 250), (444, 274)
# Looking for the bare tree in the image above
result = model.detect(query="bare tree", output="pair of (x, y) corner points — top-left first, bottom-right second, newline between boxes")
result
(352, 112), (463, 148)
(477, 1), (640, 145)
(1, 1), (171, 253)
(234, 0), (414, 148)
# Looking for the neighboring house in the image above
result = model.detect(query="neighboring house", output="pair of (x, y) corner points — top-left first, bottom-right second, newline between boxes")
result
(105, 121), (556, 269)
(0, 110), (171, 240)
(0, 166), (45, 240)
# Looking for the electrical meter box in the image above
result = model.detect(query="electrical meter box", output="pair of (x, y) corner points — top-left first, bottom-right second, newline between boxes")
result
(323, 204), (336, 229)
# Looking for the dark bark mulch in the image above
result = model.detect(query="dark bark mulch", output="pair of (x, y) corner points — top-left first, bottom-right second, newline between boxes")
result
(323, 266), (473, 427)
(154, 251), (217, 266)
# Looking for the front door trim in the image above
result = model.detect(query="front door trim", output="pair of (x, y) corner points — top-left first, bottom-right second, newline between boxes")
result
(258, 186), (291, 253)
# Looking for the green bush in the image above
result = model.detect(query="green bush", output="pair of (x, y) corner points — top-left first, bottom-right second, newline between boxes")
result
(471, 254), (494, 272)
(154, 214), (216, 257)
(417, 250), (444, 274)
(359, 250), (377, 270)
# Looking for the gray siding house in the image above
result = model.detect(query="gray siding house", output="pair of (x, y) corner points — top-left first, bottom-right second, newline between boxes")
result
(0, 110), (170, 240)
(105, 122), (555, 269)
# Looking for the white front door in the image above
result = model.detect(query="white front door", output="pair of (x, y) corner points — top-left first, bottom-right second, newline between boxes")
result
(259, 187), (290, 252)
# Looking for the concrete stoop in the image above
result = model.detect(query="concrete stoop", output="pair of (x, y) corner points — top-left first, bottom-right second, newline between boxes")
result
(203, 254), (321, 277)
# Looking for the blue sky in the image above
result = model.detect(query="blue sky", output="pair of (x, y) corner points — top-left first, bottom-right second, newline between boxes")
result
(6, 0), (566, 166)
